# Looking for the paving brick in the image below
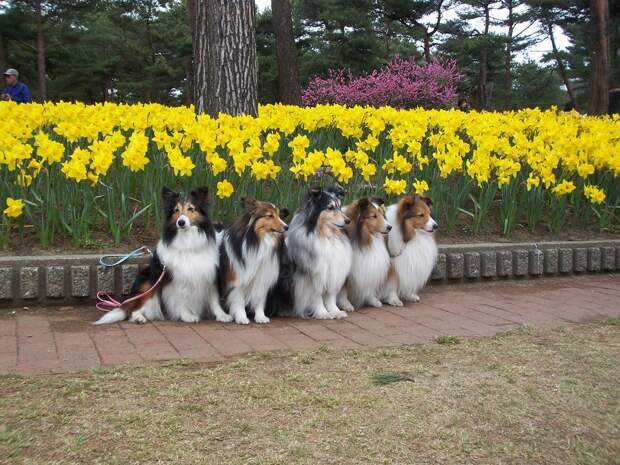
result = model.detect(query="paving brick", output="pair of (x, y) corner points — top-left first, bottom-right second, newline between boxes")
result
(559, 248), (574, 273)
(123, 325), (180, 362)
(156, 324), (223, 362)
(480, 251), (496, 278)
(53, 331), (100, 372)
(71, 266), (90, 297)
(20, 267), (39, 299)
(497, 251), (513, 277)
(529, 249), (543, 275)
(431, 253), (446, 280)
(587, 247), (601, 272)
(544, 248), (559, 274)
(327, 320), (395, 347)
(464, 252), (481, 279)
(268, 326), (322, 351)
(447, 253), (464, 279)
(90, 327), (143, 366)
(193, 325), (254, 356)
(573, 248), (587, 273)
(617, 246), (620, 270)
(0, 267), (13, 300)
(46, 266), (65, 298)
(601, 247), (616, 271)
(512, 249), (529, 276)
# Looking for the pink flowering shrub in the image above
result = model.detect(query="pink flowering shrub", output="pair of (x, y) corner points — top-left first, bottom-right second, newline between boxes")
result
(302, 56), (462, 109)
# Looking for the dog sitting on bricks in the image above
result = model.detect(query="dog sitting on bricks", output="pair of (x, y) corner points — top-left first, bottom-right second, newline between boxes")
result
(336, 196), (393, 311)
(217, 198), (289, 325)
(382, 194), (438, 306)
(94, 186), (232, 325)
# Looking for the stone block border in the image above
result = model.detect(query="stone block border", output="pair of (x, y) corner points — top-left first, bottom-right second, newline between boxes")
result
(0, 239), (618, 309)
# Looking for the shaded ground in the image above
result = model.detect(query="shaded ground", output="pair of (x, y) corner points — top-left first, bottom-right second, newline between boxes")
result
(1, 321), (619, 465)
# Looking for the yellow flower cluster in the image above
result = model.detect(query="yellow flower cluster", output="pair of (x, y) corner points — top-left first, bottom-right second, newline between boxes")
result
(0, 101), (618, 224)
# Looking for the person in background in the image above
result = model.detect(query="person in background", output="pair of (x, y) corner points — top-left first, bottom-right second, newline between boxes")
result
(457, 97), (470, 112)
(1, 68), (31, 103)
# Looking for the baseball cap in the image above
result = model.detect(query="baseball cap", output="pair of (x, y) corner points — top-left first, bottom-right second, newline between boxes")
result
(4, 68), (18, 77)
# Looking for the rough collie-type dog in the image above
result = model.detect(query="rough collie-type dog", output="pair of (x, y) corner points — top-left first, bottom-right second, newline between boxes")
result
(283, 185), (352, 319)
(337, 197), (392, 310)
(94, 186), (232, 325)
(218, 198), (288, 324)
(382, 195), (438, 306)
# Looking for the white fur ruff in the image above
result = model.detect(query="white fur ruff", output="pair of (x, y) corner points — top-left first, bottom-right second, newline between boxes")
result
(346, 235), (391, 309)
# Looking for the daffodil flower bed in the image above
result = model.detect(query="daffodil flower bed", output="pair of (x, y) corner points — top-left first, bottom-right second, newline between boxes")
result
(0, 101), (618, 248)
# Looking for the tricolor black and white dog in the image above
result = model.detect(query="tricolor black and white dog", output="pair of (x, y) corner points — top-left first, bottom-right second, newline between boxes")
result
(218, 198), (288, 324)
(282, 185), (352, 319)
(93, 186), (232, 325)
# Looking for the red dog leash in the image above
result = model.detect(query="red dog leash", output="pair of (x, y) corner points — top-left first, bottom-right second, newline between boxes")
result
(96, 266), (167, 312)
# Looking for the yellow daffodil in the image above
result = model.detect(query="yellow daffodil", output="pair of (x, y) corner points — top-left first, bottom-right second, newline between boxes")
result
(3, 197), (24, 218)
(216, 180), (234, 199)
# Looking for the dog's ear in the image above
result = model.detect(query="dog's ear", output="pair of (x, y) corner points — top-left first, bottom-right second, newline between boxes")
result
(420, 196), (433, 207)
(279, 207), (290, 220)
(190, 186), (209, 207)
(357, 197), (370, 215)
(308, 187), (322, 199)
(327, 183), (346, 201)
(241, 197), (257, 212)
(401, 195), (416, 210)
(371, 197), (385, 206)
(161, 186), (179, 206)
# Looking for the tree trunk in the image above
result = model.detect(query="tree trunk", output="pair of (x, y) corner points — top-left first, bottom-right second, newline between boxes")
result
(186, 0), (196, 105)
(479, 2), (490, 109)
(0, 34), (7, 72)
(35, 0), (46, 101)
(546, 18), (577, 110)
(504, 0), (514, 109)
(423, 31), (431, 63)
(588, 0), (609, 115)
(271, 0), (302, 105)
(194, 0), (258, 116)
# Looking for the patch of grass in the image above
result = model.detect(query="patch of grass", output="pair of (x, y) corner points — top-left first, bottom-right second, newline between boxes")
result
(1, 323), (619, 465)
(602, 317), (620, 326)
(435, 335), (460, 345)
(372, 371), (415, 386)
(496, 324), (536, 337)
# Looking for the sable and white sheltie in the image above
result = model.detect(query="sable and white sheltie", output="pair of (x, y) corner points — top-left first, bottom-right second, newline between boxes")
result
(337, 197), (392, 311)
(382, 195), (438, 306)
(93, 186), (232, 325)
(282, 185), (352, 319)
(218, 198), (288, 324)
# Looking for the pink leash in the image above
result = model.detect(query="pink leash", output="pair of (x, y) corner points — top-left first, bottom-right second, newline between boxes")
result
(96, 266), (167, 312)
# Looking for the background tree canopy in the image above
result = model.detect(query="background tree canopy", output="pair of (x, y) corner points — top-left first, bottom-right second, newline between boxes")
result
(0, 0), (617, 110)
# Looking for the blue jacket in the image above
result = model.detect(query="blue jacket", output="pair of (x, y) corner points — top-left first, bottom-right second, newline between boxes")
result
(3, 81), (31, 103)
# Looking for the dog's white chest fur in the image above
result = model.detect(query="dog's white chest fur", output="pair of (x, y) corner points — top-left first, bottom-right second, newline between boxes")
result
(348, 235), (391, 306)
(315, 234), (352, 293)
(157, 227), (218, 320)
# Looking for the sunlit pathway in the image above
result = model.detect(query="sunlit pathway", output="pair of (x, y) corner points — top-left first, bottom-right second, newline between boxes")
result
(1, 274), (618, 375)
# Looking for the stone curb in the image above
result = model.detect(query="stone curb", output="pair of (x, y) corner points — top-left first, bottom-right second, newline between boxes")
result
(0, 239), (618, 309)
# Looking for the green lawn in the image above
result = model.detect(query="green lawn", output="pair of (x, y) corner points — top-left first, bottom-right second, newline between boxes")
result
(1, 321), (619, 465)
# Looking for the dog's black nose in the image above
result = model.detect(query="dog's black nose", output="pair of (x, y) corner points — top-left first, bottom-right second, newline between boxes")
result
(344, 218), (351, 225)
(432, 223), (439, 231)
(387, 224), (392, 231)
(284, 225), (289, 231)
(177, 218), (186, 227)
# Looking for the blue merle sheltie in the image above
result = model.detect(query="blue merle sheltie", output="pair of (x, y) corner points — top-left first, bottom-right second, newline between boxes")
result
(279, 185), (352, 320)
(218, 198), (289, 324)
(94, 186), (232, 325)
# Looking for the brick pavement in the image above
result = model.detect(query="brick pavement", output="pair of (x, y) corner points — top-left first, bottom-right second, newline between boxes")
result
(1, 274), (618, 375)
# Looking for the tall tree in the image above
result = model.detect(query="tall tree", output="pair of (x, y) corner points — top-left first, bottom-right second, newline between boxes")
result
(588, 0), (609, 114)
(193, 0), (258, 116)
(271, 0), (302, 104)
(34, 0), (46, 100)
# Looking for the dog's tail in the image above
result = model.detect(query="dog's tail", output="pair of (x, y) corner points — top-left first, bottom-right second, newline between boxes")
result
(92, 308), (127, 325)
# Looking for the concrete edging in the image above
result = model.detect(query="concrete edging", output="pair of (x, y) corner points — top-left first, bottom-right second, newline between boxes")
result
(0, 239), (618, 309)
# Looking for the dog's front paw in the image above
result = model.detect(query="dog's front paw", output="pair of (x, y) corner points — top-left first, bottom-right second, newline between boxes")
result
(313, 310), (332, 320)
(406, 293), (420, 303)
(216, 313), (234, 323)
(385, 297), (404, 307)
(181, 313), (200, 323)
(368, 297), (383, 308)
(130, 312), (147, 324)
(235, 316), (250, 325)
(331, 310), (348, 319)
(254, 314), (270, 324)
(339, 301), (355, 312)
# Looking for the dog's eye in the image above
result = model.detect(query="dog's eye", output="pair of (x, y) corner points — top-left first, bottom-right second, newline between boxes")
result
(418, 213), (424, 217)
(173, 207), (180, 213)
(188, 207), (195, 212)
(328, 205), (335, 210)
